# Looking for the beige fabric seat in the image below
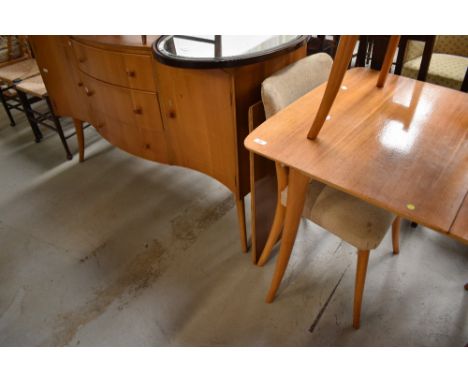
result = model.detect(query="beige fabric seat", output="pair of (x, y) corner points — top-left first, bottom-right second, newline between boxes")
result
(258, 52), (400, 329)
(281, 185), (395, 250)
(403, 53), (468, 90)
(309, 187), (395, 250)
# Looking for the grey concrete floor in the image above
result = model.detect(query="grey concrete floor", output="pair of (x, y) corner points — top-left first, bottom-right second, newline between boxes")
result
(0, 106), (467, 346)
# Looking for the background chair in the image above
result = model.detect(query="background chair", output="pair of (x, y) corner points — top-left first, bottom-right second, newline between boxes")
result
(395, 35), (468, 92)
(0, 36), (31, 67)
(256, 52), (401, 329)
(15, 74), (75, 160)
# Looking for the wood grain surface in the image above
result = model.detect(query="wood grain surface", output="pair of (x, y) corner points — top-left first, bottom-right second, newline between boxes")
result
(245, 68), (468, 234)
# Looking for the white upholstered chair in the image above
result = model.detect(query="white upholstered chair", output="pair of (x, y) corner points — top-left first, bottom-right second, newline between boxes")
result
(258, 53), (401, 329)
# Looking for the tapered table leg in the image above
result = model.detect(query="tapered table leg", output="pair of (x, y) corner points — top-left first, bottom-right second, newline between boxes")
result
(265, 168), (309, 303)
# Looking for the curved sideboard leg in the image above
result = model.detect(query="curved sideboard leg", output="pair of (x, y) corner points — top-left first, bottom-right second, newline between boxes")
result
(73, 118), (85, 162)
(235, 196), (248, 253)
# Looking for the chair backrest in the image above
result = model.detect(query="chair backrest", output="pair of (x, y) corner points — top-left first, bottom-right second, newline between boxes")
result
(433, 35), (468, 57)
(261, 53), (333, 119)
(401, 36), (468, 64)
(0, 36), (31, 67)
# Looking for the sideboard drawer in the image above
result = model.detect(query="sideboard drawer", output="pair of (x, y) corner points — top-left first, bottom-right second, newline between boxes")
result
(72, 40), (156, 92)
(81, 72), (163, 131)
(81, 73), (169, 163)
(91, 109), (170, 164)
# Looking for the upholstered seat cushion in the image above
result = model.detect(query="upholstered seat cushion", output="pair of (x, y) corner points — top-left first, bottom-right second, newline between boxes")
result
(309, 187), (395, 250)
(402, 53), (468, 90)
(281, 183), (394, 250)
(280, 180), (326, 212)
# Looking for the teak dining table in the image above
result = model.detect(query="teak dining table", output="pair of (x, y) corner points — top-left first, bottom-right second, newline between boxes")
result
(245, 68), (468, 257)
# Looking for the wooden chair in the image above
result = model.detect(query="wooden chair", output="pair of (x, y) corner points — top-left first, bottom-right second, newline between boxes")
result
(256, 40), (402, 329)
(14, 74), (75, 160)
(308, 36), (400, 139)
(0, 36), (29, 65)
(395, 35), (467, 92)
(0, 58), (40, 126)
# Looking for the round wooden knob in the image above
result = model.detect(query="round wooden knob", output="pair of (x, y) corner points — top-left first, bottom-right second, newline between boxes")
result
(133, 108), (143, 115)
(84, 87), (94, 96)
(77, 82), (83, 87)
(78, 57), (87, 63)
(126, 70), (136, 77)
(168, 111), (176, 119)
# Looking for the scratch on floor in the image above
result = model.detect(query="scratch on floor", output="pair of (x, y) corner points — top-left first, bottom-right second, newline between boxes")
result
(50, 239), (167, 346)
(49, 195), (234, 346)
(170, 195), (234, 250)
(309, 265), (349, 333)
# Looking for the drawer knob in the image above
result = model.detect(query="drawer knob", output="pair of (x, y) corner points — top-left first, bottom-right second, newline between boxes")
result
(84, 87), (94, 96)
(126, 69), (136, 77)
(77, 82), (83, 87)
(133, 108), (143, 115)
(78, 57), (87, 63)
(168, 110), (176, 119)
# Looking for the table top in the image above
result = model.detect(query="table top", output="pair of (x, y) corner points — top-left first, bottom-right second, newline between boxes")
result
(153, 35), (307, 68)
(0, 58), (40, 84)
(245, 68), (468, 234)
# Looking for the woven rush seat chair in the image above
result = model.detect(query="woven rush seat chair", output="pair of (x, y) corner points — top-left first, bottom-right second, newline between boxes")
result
(0, 36), (30, 67)
(14, 74), (74, 160)
(0, 58), (40, 126)
(255, 52), (401, 329)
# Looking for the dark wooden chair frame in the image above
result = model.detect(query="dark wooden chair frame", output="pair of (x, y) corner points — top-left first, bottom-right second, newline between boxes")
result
(1, 79), (79, 160)
(394, 35), (467, 93)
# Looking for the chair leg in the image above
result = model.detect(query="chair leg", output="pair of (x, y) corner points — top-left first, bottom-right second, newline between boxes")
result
(0, 88), (16, 126)
(376, 36), (401, 88)
(392, 216), (401, 255)
(235, 196), (248, 253)
(265, 168), (309, 303)
(307, 35), (358, 140)
(353, 249), (370, 329)
(257, 163), (289, 267)
(73, 118), (85, 162)
(257, 200), (285, 266)
(17, 90), (42, 142)
(45, 96), (72, 160)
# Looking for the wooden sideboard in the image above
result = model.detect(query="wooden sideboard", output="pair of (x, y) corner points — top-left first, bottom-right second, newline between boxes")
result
(29, 35), (308, 253)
